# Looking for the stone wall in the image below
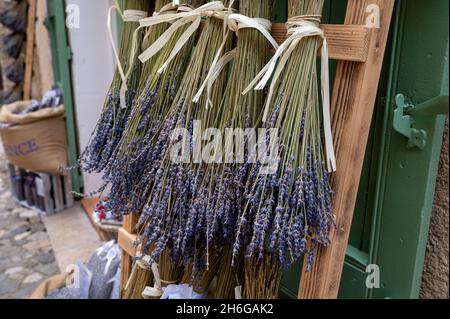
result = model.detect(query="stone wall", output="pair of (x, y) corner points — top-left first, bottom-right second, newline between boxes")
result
(420, 120), (449, 299)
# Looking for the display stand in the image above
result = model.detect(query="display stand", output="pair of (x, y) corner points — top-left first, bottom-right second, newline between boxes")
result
(118, 0), (395, 299)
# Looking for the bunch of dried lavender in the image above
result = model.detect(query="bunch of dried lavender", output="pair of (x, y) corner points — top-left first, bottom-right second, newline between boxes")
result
(137, 1), (234, 282)
(78, 0), (150, 176)
(122, 258), (154, 299)
(232, 0), (334, 298)
(102, 0), (206, 216)
(209, 0), (273, 299)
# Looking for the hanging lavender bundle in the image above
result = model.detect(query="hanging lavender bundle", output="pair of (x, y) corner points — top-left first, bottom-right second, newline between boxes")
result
(232, 0), (335, 298)
(136, 1), (234, 283)
(78, 0), (150, 176)
(102, 0), (207, 216)
(207, 0), (274, 299)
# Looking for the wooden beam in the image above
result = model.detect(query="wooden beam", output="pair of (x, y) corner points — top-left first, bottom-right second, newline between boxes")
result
(35, 0), (54, 94)
(271, 23), (371, 62)
(119, 214), (139, 295)
(118, 227), (139, 257)
(298, 0), (395, 299)
(118, 0), (158, 295)
(23, 0), (37, 100)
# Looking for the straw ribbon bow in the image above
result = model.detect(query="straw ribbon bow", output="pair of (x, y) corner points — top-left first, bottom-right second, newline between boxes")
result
(244, 15), (336, 173)
(107, 0), (148, 109)
(192, 13), (279, 108)
(137, 1), (226, 73)
(142, 263), (163, 298)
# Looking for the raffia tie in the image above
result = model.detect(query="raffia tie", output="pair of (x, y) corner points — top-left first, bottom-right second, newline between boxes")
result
(243, 15), (336, 173)
(192, 13), (279, 108)
(137, 1), (226, 72)
(141, 263), (163, 298)
(107, 0), (148, 109)
(141, 3), (180, 50)
(141, 262), (179, 299)
(123, 255), (149, 292)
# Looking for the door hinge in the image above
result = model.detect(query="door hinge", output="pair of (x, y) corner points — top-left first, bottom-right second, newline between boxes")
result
(393, 94), (449, 150)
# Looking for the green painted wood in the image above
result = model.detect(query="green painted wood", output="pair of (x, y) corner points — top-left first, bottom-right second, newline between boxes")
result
(46, 0), (82, 193)
(368, 0), (448, 299)
(338, 264), (368, 299)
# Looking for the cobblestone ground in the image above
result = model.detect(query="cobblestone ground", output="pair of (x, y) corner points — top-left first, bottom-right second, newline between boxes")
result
(0, 153), (59, 299)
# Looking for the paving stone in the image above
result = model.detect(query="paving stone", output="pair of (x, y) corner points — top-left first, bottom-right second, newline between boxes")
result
(0, 153), (58, 299)
(23, 252), (34, 260)
(23, 273), (44, 284)
(11, 284), (38, 299)
(1, 246), (22, 259)
(24, 259), (39, 269)
(12, 207), (26, 216)
(27, 231), (48, 242)
(14, 231), (31, 242)
(9, 224), (31, 237)
(35, 251), (56, 264)
(5, 266), (24, 277)
(41, 246), (53, 254)
(0, 238), (11, 247)
(11, 256), (22, 263)
(23, 240), (51, 252)
(0, 257), (20, 272)
(19, 211), (40, 222)
(4, 201), (15, 211)
(8, 272), (26, 281)
(34, 263), (59, 276)
(0, 278), (20, 295)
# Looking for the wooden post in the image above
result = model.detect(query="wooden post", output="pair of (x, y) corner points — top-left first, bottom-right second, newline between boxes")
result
(119, 214), (139, 296)
(23, 0), (37, 100)
(298, 0), (395, 299)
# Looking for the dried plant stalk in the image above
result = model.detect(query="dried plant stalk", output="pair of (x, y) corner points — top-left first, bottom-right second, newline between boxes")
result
(138, 1), (234, 272)
(180, 251), (222, 296)
(78, 0), (151, 177)
(233, 0), (333, 279)
(122, 259), (154, 299)
(244, 254), (281, 299)
(211, 0), (272, 299)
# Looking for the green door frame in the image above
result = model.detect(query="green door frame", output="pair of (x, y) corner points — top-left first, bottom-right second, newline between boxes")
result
(368, 0), (448, 299)
(46, 0), (81, 193)
(45, 0), (125, 195)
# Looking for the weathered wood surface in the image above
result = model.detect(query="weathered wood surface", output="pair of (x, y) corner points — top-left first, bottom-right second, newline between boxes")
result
(272, 23), (371, 62)
(298, 0), (395, 299)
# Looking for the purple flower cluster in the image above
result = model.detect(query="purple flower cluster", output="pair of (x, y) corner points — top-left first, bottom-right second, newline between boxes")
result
(232, 107), (334, 271)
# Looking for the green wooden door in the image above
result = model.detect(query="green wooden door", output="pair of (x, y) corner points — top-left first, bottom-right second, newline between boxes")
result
(46, 0), (81, 193)
(278, 0), (449, 299)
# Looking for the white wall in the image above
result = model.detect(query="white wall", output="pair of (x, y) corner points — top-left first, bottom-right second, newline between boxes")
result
(66, 0), (117, 195)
